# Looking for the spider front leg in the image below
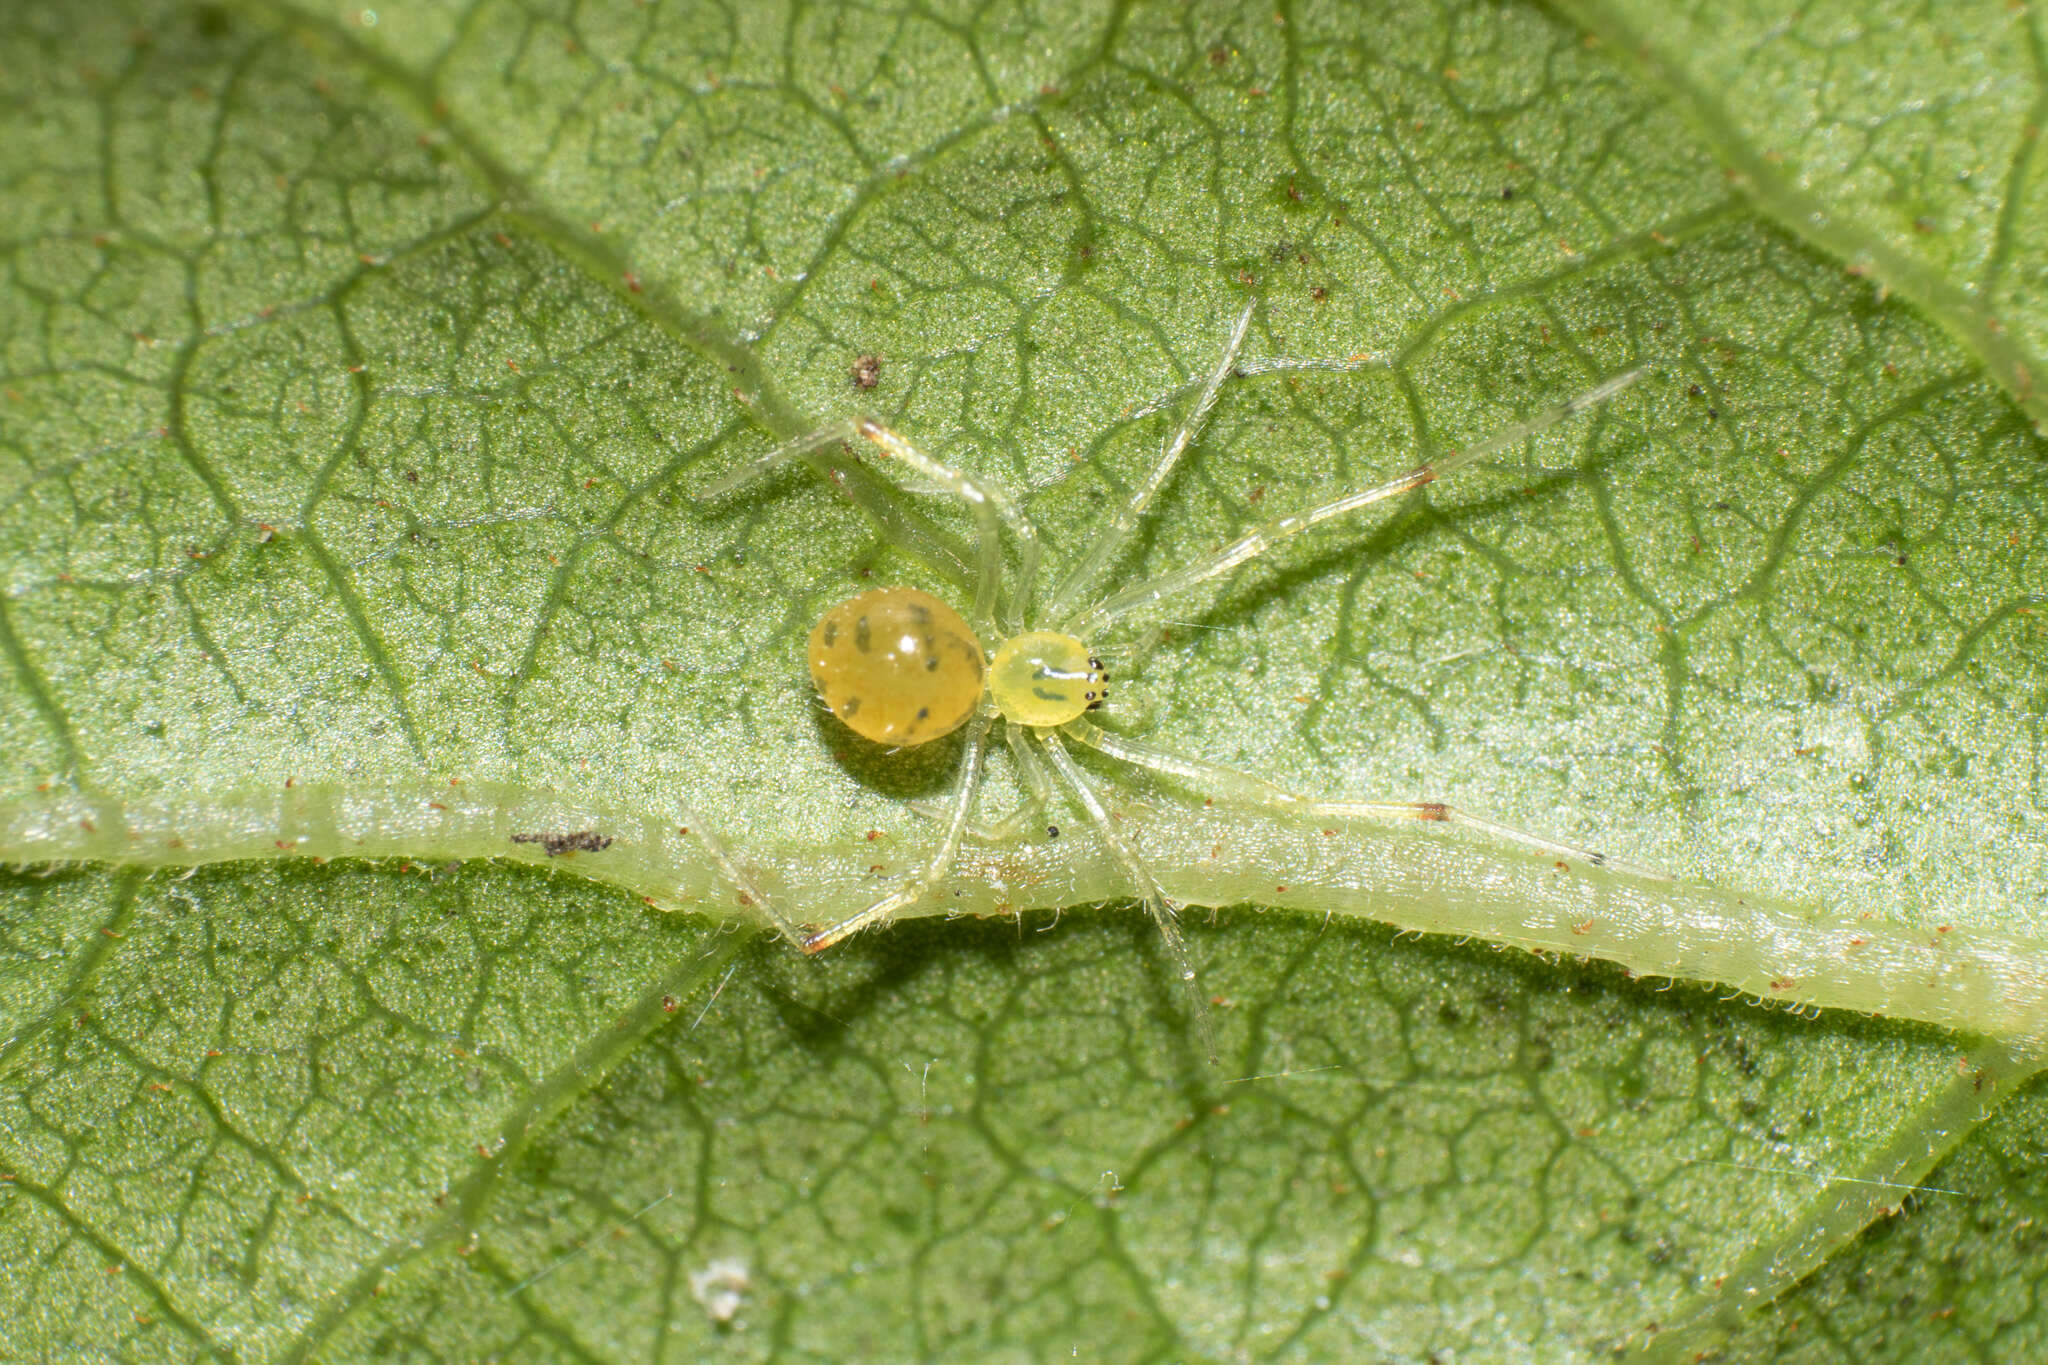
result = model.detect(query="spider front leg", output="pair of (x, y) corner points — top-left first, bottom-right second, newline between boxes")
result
(848, 420), (1041, 634)
(1044, 300), (1256, 625)
(695, 419), (979, 593)
(695, 419), (861, 500)
(1063, 368), (1645, 638)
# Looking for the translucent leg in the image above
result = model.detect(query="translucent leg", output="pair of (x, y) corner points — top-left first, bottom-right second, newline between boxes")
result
(908, 722), (1054, 841)
(1005, 720), (1057, 829)
(695, 420), (860, 500)
(1118, 349), (1389, 425)
(1037, 728), (1219, 1064)
(694, 419), (975, 596)
(903, 798), (1026, 843)
(676, 808), (807, 947)
(1058, 714), (1668, 880)
(852, 420), (1040, 635)
(1045, 300), (1256, 625)
(1065, 368), (1646, 638)
(802, 711), (993, 953)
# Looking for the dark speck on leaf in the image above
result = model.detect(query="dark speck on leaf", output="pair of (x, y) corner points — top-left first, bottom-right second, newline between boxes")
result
(852, 354), (882, 390)
(512, 830), (614, 857)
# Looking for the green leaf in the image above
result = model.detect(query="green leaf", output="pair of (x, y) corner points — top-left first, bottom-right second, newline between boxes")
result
(2, 1), (2043, 1359)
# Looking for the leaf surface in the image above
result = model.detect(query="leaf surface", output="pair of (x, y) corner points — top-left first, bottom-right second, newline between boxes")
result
(2, 1), (2044, 1359)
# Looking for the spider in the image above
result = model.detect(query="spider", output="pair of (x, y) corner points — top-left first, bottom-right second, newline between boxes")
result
(701, 302), (1643, 1058)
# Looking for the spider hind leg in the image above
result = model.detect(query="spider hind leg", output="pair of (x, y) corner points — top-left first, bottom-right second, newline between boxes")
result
(801, 713), (996, 953)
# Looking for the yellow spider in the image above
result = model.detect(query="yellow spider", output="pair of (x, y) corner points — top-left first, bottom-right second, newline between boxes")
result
(703, 301), (1641, 1057)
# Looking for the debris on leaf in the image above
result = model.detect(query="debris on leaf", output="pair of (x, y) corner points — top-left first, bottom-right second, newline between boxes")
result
(689, 1257), (751, 1325)
(509, 830), (614, 857)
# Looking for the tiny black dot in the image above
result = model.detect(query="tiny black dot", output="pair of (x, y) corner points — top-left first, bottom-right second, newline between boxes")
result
(841, 696), (861, 717)
(925, 654), (940, 671)
(916, 707), (930, 720)
(1046, 825), (1059, 838)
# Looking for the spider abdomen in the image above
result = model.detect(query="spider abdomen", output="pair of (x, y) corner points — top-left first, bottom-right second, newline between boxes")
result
(989, 630), (1107, 728)
(807, 587), (986, 745)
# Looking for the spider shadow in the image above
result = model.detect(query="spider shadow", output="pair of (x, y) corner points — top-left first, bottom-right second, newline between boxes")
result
(806, 693), (969, 800)
(1220, 903), (1958, 1086)
(745, 913), (965, 1053)
(747, 903), (1223, 1082)
(744, 910), (1029, 1055)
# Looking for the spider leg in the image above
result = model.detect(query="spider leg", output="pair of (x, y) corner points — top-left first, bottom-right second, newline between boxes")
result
(1118, 349), (1389, 425)
(802, 711), (994, 953)
(695, 419), (977, 597)
(676, 808), (808, 947)
(852, 420), (1039, 636)
(1065, 368), (1645, 638)
(1059, 714), (1667, 880)
(997, 719), (1057, 836)
(901, 799), (1019, 843)
(1046, 300), (1256, 625)
(1037, 728), (1219, 1065)
(694, 419), (860, 499)
(907, 722), (1055, 841)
